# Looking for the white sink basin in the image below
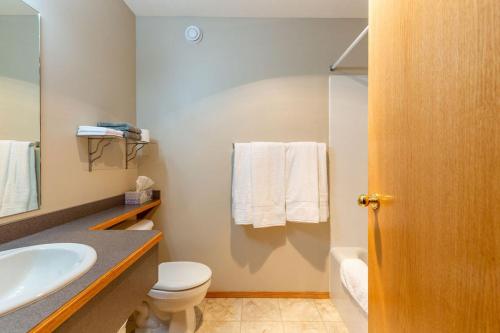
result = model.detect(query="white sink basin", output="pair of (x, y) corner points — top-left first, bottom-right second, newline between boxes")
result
(0, 243), (97, 315)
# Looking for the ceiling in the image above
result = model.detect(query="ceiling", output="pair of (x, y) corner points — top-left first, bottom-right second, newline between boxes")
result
(0, 0), (38, 15)
(123, 0), (367, 18)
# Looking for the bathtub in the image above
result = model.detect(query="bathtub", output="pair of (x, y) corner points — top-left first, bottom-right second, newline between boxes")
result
(330, 247), (368, 333)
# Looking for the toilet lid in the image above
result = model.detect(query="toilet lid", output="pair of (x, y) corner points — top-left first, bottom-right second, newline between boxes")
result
(153, 262), (212, 291)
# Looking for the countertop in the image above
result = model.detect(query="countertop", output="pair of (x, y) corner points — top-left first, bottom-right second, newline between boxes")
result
(0, 202), (162, 333)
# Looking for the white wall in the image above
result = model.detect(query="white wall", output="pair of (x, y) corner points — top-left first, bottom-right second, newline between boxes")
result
(137, 17), (368, 291)
(329, 74), (368, 248)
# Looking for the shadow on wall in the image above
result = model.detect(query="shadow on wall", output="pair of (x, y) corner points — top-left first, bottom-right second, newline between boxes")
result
(136, 17), (368, 113)
(77, 137), (127, 171)
(230, 223), (330, 273)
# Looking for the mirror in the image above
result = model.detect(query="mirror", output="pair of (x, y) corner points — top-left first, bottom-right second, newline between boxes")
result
(0, 0), (40, 218)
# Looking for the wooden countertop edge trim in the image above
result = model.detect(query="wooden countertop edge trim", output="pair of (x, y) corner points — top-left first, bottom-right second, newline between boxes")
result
(89, 199), (161, 231)
(29, 232), (163, 333)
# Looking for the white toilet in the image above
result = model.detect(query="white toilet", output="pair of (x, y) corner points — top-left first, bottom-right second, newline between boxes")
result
(127, 220), (212, 333)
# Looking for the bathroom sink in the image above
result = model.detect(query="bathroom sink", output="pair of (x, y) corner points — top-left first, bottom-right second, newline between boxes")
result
(0, 243), (97, 316)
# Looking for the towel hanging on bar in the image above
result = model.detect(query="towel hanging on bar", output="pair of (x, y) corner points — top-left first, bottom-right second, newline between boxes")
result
(231, 142), (329, 227)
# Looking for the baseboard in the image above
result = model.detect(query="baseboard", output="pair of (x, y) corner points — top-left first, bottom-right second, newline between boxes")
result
(206, 291), (330, 299)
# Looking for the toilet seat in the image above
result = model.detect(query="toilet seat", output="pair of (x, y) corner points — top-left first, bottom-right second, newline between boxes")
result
(148, 279), (211, 300)
(153, 261), (212, 292)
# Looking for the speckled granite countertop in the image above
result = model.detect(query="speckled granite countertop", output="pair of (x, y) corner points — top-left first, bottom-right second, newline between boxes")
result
(0, 204), (161, 333)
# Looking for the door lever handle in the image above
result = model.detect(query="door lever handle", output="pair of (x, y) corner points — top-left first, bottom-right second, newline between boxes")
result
(358, 193), (393, 210)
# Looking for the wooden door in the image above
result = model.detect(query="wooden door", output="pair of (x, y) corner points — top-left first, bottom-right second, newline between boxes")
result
(368, 0), (499, 332)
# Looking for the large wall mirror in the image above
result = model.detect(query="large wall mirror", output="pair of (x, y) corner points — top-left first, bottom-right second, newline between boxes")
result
(0, 0), (40, 218)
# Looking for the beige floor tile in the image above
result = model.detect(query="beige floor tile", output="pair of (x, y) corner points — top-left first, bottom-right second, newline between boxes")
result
(279, 299), (322, 322)
(313, 300), (343, 322)
(197, 321), (241, 333)
(242, 298), (281, 321)
(197, 298), (348, 333)
(241, 321), (284, 333)
(323, 321), (349, 333)
(283, 322), (327, 333)
(203, 298), (242, 321)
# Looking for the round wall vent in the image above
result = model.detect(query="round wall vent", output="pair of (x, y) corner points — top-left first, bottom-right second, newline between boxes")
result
(185, 25), (203, 44)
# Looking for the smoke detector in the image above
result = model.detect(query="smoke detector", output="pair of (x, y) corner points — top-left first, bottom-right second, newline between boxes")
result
(185, 25), (203, 44)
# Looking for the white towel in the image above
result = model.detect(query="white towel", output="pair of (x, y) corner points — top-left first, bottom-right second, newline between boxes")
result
(340, 258), (368, 314)
(0, 141), (38, 216)
(285, 142), (320, 222)
(232, 143), (253, 225)
(77, 126), (123, 137)
(250, 142), (286, 228)
(318, 143), (329, 222)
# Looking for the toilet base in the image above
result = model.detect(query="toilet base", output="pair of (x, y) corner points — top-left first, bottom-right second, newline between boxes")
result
(134, 314), (167, 333)
(135, 307), (196, 333)
(168, 307), (196, 333)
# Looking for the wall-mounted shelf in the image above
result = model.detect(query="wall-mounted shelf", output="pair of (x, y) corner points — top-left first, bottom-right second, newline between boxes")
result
(78, 135), (149, 172)
(89, 198), (161, 230)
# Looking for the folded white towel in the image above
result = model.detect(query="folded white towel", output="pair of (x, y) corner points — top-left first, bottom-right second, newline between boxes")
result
(318, 143), (329, 222)
(285, 142), (320, 222)
(0, 141), (38, 216)
(78, 126), (113, 132)
(250, 142), (286, 228)
(232, 143), (253, 225)
(340, 258), (368, 314)
(77, 126), (123, 137)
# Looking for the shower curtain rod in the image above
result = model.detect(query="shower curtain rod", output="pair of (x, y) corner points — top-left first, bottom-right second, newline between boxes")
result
(330, 26), (368, 72)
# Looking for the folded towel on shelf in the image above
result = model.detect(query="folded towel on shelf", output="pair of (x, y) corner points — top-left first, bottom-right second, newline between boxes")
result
(318, 143), (329, 222)
(97, 122), (142, 134)
(285, 142), (320, 223)
(340, 258), (368, 314)
(77, 126), (123, 137)
(123, 131), (142, 141)
(0, 140), (38, 216)
(232, 143), (253, 225)
(250, 142), (286, 228)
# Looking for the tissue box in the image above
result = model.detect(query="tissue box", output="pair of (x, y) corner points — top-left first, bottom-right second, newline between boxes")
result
(125, 189), (153, 205)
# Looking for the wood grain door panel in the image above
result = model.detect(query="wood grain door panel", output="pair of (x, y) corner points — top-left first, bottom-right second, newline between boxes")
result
(368, 0), (499, 332)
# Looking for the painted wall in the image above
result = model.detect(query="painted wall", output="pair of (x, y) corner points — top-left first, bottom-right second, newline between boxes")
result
(137, 17), (367, 291)
(0, 15), (40, 142)
(0, 0), (137, 224)
(329, 74), (368, 249)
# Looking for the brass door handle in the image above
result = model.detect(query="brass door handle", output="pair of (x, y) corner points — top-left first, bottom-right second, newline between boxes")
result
(358, 193), (393, 210)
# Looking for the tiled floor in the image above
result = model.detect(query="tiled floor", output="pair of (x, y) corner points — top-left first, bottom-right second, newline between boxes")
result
(195, 298), (349, 333)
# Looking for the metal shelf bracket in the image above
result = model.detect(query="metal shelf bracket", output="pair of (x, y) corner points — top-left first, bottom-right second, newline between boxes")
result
(88, 138), (113, 172)
(126, 140), (146, 169)
(81, 136), (148, 172)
